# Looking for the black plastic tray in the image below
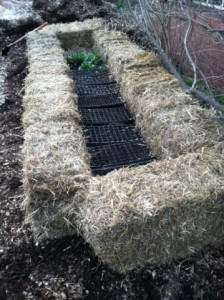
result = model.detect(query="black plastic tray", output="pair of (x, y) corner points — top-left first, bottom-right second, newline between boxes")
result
(91, 160), (154, 176)
(89, 142), (155, 175)
(72, 70), (109, 77)
(83, 124), (141, 146)
(74, 75), (115, 85)
(78, 93), (124, 108)
(79, 107), (134, 125)
(76, 83), (119, 96)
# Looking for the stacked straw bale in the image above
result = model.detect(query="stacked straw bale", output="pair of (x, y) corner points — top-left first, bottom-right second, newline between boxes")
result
(76, 149), (224, 272)
(22, 19), (104, 240)
(93, 30), (224, 159)
(23, 20), (224, 271)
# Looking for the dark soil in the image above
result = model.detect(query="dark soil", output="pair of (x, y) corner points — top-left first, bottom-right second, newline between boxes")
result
(0, 28), (224, 300)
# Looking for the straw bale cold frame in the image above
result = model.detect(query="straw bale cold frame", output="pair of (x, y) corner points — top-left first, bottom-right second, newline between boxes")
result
(72, 68), (155, 175)
(22, 19), (224, 273)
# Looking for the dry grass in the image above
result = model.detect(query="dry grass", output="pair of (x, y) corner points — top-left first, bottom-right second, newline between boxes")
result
(93, 30), (160, 82)
(75, 149), (224, 272)
(22, 21), (224, 271)
(23, 122), (90, 240)
(93, 30), (224, 159)
(22, 20), (102, 240)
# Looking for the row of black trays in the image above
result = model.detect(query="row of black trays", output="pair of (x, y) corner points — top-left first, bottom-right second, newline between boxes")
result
(74, 69), (155, 175)
(89, 142), (155, 176)
(83, 124), (142, 146)
(79, 107), (134, 125)
(78, 93), (124, 109)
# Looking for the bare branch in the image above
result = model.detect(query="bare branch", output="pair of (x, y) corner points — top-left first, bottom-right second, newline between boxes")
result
(187, 88), (224, 113)
(124, 0), (224, 113)
(182, 10), (197, 88)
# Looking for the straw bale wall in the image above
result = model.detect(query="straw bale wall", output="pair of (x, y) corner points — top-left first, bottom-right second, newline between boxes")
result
(76, 150), (224, 272)
(93, 30), (224, 159)
(22, 19), (105, 240)
(22, 19), (224, 271)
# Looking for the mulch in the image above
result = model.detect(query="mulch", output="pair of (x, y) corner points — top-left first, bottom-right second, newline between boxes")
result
(0, 28), (224, 300)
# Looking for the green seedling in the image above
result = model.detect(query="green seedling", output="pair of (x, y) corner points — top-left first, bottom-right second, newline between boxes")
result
(80, 61), (96, 71)
(66, 52), (106, 71)
(86, 53), (103, 65)
(66, 53), (85, 64)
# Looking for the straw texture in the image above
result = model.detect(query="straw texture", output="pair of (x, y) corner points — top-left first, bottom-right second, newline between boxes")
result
(22, 20), (104, 239)
(76, 150), (224, 272)
(22, 21), (224, 271)
(93, 30), (224, 159)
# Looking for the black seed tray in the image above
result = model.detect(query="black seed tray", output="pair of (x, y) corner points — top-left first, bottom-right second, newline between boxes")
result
(89, 142), (155, 175)
(83, 124), (141, 146)
(76, 84), (119, 96)
(92, 160), (154, 176)
(72, 70), (109, 77)
(78, 93), (124, 108)
(74, 75), (115, 85)
(79, 107), (134, 125)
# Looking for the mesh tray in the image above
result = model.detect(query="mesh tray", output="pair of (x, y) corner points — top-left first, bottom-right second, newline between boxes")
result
(72, 70), (109, 77)
(79, 107), (134, 125)
(78, 93), (124, 108)
(74, 75), (115, 85)
(92, 160), (154, 176)
(89, 142), (155, 175)
(83, 124), (141, 146)
(76, 83), (119, 96)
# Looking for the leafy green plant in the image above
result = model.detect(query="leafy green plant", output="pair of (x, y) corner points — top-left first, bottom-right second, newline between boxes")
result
(86, 53), (103, 65)
(80, 61), (96, 70)
(66, 53), (85, 64)
(66, 52), (105, 71)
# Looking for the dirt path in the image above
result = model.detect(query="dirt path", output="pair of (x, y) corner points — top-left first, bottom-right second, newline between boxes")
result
(0, 30), (224, 300)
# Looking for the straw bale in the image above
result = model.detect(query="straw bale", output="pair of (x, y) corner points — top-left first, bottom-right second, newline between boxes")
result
(137, 105), (224, 159)
(23, 122), (90, 240)
(47, 19), (105, 50)
(22, 102), (79, 128)
(93, 30), (160, 82)
(45, 18), (104, 35)
(93, 30), (224, 159)
(119, 71), (224, 158)
(28, 62), (69, 76)
(118, 70), (224, 158)
(22, 19), (101, 240)
(75, 150), (224, 272)
(22, 73), (78, 127)
(25, 74), (74, 92)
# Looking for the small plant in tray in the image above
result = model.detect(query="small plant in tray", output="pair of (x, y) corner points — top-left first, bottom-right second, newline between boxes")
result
(66, 52), (106, 71)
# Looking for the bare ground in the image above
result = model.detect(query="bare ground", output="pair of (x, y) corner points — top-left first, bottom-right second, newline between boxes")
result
(0, 29), (224, 300)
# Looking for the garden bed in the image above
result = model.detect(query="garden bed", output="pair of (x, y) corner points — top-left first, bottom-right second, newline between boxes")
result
(23, 18), (224, 272)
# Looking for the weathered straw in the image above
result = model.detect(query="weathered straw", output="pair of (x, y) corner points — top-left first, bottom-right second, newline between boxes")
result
(93, 29), (224, 159)
(22, 20), (224, 272)
(23, 121), (90, 240)
(22, 19), (105, 239)
(75, 149), (224, 272)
